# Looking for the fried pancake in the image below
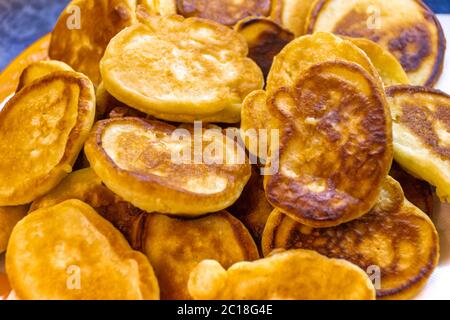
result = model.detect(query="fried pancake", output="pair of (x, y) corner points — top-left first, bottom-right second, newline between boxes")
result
(137, 0), (177, 16)
(234, 17), (294, 78)
(17, 60), (73, 91)
(0, 71), (96, 206)
(390, 162), (434, 216)
(188, 249), (375, 299)
(49, 0), (138, 86)
(85, 118), (251, 215)
(138, 212), (259, 299)
(345, 37), (410, 86)
(100, 16), (263, 119)
(267, 32), (381, 92)
(386, 85), (450, 202)
(228, 167), (273, 243)
(6, 200), (159, 300)
(307, 0), (446, 86)
(175, 0), (272, 26)
(262, 177), (439, 299)
(265, 61), (392, 227)
(274, 0), (319, 37)
(0, 206), (28, 254)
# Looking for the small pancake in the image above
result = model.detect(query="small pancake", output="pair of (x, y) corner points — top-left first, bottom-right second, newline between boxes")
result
(386, 85), (450, 202)
(100, 16), (263, 119)
(390, 162), (434, 216)
(6, 200), (159, 300)
(0, 71), (96, 206)
(262, 177), (439, 299)
(307, 0), (445, 86)
(345, 37), (410, 86)
(176, 0), (272, 26)
(139, 212), (259, 299)
(0, 206), (28, 254)
(85, 118), (251, 215)
(274, 0), (319, 37)
(228, 167), (273, 243)
(265, 61), (392, 227)
(267, 32), (381, 92)
(188, 249), (375, 299)
(49, 0), (138, 86)
(234, 17), (294, 78)
(17, 60), (73, 91)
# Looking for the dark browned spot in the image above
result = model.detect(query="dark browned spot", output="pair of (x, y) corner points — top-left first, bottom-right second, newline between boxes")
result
(333, 9), (381, 42)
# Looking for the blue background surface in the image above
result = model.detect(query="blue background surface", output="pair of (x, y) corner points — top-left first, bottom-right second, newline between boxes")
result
(0, 0), (449, 71)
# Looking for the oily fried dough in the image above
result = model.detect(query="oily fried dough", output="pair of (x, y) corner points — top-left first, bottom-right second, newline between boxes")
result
(265, 61), (392, 227)
(49, 0), (138, 86)
(100, 16), (263, 119)
(386, 85), (450, 202)
(188, 249), (375, 300)
(17, 60), (73, 91)
(390, 162), (434, 216)
(262, 177), (439, 299)
(139, 212), (259, 299)
(229, 167), (273, 243)
(267, 32), (381, 92)
(0, 71), (96, 206)
(85, 118), (251, 215)
(234, 17), (294, 78)
(307, 0), (445, 86)
(274, 0), (318, 37)
(6, 200), (159, 300)
(345, 37), (410, 86)
(0, 206), (28, 254)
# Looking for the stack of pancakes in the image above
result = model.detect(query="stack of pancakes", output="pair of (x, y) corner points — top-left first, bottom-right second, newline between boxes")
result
(0, 0), (448, 300)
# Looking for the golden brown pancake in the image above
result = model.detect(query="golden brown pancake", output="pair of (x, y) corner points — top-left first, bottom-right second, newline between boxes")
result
(274, 0), (319, 37)
(390, 162), (434, 216)
(16, 60), (73, 91)
(85, 118), (251, 215)
(345, 37), (410, 86)
(0, 206), (28, 254)
(137, 0), (177, 16)
(101, 16), (263, 121)
(228, 167), (273, 243)
(265, 61), (392, 227)
(188, 249), (376, 300)
(386, 85), (450, 202)
(267, 32), (381, 92)
(307, 0), (445, 86)
(49, 0), (138, 86)
(0, 71), (96, 206)
(262, 177), (439, 299)
(176, 0), (272, 26)
(234, 17), (294, 78)
(6, 200), (160, 300)
(138, 212), (259, 299)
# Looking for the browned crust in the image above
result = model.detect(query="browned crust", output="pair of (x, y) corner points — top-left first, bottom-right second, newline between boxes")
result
(0, 71), (95, 204)
(386, 84), (450, 99)
(306, 0), (446, 87)
(85, 117), (251, 212)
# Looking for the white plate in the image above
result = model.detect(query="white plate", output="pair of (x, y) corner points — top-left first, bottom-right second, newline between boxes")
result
(0, 15), (450, 300)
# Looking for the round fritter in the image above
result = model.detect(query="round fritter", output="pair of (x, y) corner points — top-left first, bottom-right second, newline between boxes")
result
(228, 167), (273, 243)
(188, 249), (376, 300)
(234, 17), (294, 78)
(390, 162), (434, 216)
(0, 206), (28, 254)
(345, 37), (410, 86)
(100, 16), (263, 119)
(49, 0), (138, 86)
(0, 71), (96, 206)
(85, 118), (251, 215)
(307, 0), (445, 86)
(17, 60), (73, 92)
(386, 85), (450, 202)
(265, 61), (393, 227)
(267, 32), (381, 92)
(274, 0), (318, 37)
(262, 177), (439, 299)
(6, 200), (159, 300)
(176, 0), (272, 26)
(139, 212), (259, 300)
